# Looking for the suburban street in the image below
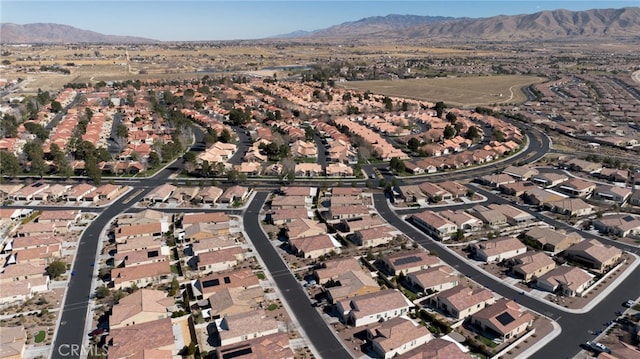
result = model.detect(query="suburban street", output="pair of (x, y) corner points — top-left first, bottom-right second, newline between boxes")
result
(243, 192), (352, 359)
(372, 193), (640, 359)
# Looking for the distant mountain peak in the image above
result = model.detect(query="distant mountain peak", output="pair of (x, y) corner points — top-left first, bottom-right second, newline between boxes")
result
(0, 23), (158, 44)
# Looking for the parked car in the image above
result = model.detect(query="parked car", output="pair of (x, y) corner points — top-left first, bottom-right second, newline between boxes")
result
(624, 299), (636, 308)
(89, 328), (108, 337)
(585, 341), (611, 354)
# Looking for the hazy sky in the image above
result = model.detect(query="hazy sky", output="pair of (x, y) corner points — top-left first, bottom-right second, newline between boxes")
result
(1, 1), (636, 41)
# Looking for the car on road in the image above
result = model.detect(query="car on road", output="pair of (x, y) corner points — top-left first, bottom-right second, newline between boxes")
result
(624, 299), (636, 308)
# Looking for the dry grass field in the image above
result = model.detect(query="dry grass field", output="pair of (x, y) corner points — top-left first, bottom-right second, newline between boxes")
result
(1, 42), (521, 97)
(339, 75), (545, 107)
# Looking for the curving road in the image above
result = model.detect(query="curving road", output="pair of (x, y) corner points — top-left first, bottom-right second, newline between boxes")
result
(372, 191), (640, 359)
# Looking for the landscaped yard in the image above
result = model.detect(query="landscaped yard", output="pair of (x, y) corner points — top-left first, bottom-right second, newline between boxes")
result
(34, 330), (46, 343)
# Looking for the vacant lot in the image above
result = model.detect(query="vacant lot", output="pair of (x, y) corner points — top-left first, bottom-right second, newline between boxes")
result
(340, 75), (545, 107)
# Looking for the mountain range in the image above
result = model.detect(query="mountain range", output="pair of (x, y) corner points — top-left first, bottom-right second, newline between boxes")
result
(1, 7), (638, 44)
(0, 23), (157, 44)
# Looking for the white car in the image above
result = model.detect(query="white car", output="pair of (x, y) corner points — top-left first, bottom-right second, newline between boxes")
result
(625, 299), (635, 308)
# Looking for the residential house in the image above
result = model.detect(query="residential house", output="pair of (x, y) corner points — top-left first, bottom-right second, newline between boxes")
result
(219, 185), (250, 204)
(289, 234), (340, 259)
(433, 285), (495, 320)
(189, 268), (260, 300)
(110, 289), (174, 328)
(115, 222), (163, 243)
(531, 173), (569, 188)
(271, 195), (309, 210)
(352, 225), (396, 248)
(536, 265), (594, 297)
(564, 158), (602, 174)
(64, 183), (97, 201)
(469, 298), (534, 341)
(325, 269), (380, 304)
(325, 163), (354, 177)
(328, 204), (370, 221)
(522, 227), (581, 254)
(546, 197), (596, 217)
(500, 181), (537, 197)
(208, 286), (265, 319)
(313, 257), (363, 284)
(469, 206), (507, 227)
(398, 185), (430, 206)
(486, 204), (535, 225)
(341, 215), (387, 232)
(411, 211), (457, 241)
(294, 163), (323, 177)
(397, 337), (471, 359)
(418, 182), (452, 201)
(183, 222), (230, 241)
(181, 212), (230, 227)
(557, 178), (596, 198)
(563, 239), (622, 273)
(478, 174), (516, 188)
(213, 310), (279, 347)
(436, 181), (468, 198)
(367, 316), (433, 359)
(111, 261), (172, 290)
(0, 326), (26, 359)
(195, 246), (245, 272)
(594, 214), (640, 237)
(470, 237), (527, 263)
(270, 207), (310, 225)
(598, 168), (629, 183)
(439, 210), (483, 232)
(195, 186), (224, 203)
(406, 265), (459, 294)
(522, 188), (566, 207)
(336, 289), (413, 327)
(105, 317), (176, 359)
(594, 185), (632, 204)
(508, 251), (556, 281)
(291, 140), (317, 158)
(143, 184), (176, 203)
(215, 332), (294, 359)
(282, 218), (325, 240)
(502, 165), (538, 180)
(380, 250), (440, 276)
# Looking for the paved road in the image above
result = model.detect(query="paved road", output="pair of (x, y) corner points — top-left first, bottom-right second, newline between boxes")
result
(244, 192), (352, 359)
(50, 188), (151, 359)
(373, 192), (640, 358)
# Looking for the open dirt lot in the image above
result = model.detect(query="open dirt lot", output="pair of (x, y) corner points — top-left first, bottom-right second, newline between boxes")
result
(340, 75), (545, 107)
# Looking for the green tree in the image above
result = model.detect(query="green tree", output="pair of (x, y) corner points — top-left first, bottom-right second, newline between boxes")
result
(148, 151), (161, 168)
(434, 101), (446, 118)
(407, 138), (420, 151)
(443, 125), (456, 139)
(85, 157), (102, 184)
(24, 122), (49, 141)
(46, 260), (67, 279)
(383, 96), (393, 111)
(389, 157), (405, 173)
(95, 285), (110, 299)
(0, 151), (21, 176)
(465, 125), (480, 140)
(493, 129), (505, 142)
(50, 100), (63, 113)
(219, 129), (232, 143)
(116, 124), (128, 139)
(168, 278), (180, 296)
(445, 112), (457, 124)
